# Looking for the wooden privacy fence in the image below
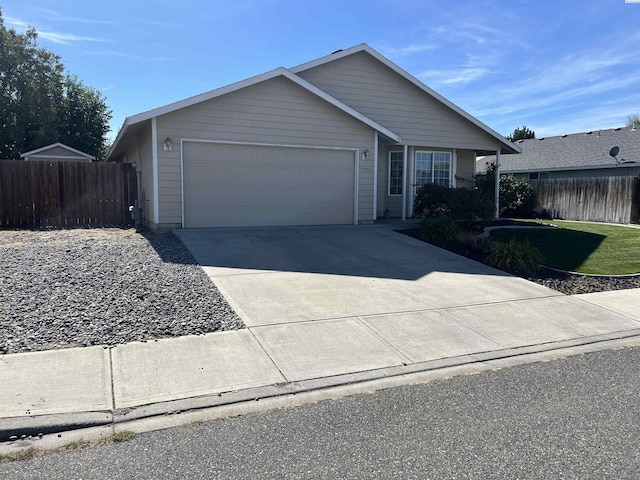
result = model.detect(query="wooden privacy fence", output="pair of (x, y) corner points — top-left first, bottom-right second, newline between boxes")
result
(530, 176), (640, 224)
(0, 160), (137, 228)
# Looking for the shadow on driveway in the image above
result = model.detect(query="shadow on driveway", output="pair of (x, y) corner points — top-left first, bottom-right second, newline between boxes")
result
(170, 225), (515, 281)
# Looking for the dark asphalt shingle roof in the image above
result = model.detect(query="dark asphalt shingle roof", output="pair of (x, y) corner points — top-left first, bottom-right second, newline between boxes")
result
(477, 126), (640, 173)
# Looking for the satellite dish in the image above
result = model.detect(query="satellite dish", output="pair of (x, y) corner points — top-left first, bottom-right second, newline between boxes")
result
(609, 146), (620, 157)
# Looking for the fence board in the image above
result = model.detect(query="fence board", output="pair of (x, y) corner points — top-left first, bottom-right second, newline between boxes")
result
(530, 176), (639, 224)
(0, 160), (137, 228)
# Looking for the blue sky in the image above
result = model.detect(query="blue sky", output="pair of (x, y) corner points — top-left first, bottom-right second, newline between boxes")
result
(3, 0), (640, 141)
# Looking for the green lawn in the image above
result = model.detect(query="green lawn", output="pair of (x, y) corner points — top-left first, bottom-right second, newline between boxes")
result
(488, 220), (640, 275)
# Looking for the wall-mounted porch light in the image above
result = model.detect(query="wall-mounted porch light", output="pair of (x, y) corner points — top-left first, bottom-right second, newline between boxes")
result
(362, 149), (370, 160)
(164, 137), (173, 151)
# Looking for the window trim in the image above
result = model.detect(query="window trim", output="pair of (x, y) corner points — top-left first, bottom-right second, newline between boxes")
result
(388, 150), (404, 196)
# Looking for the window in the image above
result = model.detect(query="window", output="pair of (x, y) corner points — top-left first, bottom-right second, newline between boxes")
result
(388, 151), (404, 195)
(414, 151), (451, 190)
(528, 172), (539, 180)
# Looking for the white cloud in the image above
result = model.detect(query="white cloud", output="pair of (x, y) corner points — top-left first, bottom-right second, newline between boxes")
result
(33, 8), (113, 25)
(383, 43), (436, 56)
(4, 15), (109, 44)
(38, 31), (109, 45)
(420, 67), (489, 86)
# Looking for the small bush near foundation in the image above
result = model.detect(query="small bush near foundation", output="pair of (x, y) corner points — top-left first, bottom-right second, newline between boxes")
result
(486, 239), (544, 276)
(422, 217), (462, 245)
(413, 183), (493, 221)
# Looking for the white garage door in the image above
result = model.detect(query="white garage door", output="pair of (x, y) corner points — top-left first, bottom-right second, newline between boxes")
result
(182, 142), (356, 228)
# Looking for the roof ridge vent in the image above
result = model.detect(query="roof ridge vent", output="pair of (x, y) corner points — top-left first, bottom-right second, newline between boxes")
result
(585, 131), (592, 135)
(614, 127), (621, 131)
(561, 134), (568, 138)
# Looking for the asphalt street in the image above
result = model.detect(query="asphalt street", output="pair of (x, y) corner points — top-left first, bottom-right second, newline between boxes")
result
(2, 345), (639, 479)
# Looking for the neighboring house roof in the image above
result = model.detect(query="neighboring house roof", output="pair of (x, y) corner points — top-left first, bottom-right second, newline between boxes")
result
(107, 44), (519, 161)
(20, 142), (95, 161)
(478, 126), (640, 174)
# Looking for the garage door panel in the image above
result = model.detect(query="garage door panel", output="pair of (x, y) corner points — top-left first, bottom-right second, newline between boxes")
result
(183, 142), (355, 228)
(187, 185), (352, 208)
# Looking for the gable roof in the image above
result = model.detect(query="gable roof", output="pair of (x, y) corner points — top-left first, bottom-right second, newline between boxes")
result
(20, 142), (95, 160)
(107, 66), (401, 160)
(479, 126), (640, 173)
(291, 44), (520, 155)
(107, 43), (519, 161)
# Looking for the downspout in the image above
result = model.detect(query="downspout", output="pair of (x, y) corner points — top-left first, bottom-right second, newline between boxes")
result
(494, 149), (501, 219)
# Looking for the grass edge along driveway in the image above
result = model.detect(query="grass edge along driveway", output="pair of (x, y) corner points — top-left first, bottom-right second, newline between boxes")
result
(489, 220), (640, 275)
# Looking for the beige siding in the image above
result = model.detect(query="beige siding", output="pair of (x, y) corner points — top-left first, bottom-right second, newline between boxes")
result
(298, 52), (501, 151)
(31, 146), (86, 157)
(25, 155), (91, 162)
(25, 145), (91, 162)
(155, 76), (375, 226)
(44, 146), (77, 156)
(455, 149), (476, 189)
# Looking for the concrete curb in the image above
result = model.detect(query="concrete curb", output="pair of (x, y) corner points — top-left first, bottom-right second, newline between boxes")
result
(3, 328), (640, 444)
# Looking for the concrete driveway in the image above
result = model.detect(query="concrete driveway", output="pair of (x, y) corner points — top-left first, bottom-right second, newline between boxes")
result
(4, 224), (640, 440)
(174, 224), (561, 328)
(172, 224), (640, 383)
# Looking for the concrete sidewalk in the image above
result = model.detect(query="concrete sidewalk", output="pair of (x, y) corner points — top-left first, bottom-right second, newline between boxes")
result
(2, 288), (640, 443)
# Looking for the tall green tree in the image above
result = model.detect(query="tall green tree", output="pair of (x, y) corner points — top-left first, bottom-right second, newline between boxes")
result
(0, 9), (111, 160)
(506, 126), (535, 142)
(56, 75), (111, 158)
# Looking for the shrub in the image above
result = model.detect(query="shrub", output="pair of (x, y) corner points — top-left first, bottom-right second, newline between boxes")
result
(486, 239), (544, 276)
(499, 175), (536, 217)
(475, 165), (537, 218)
(422, 216), (461, 245)
(413, 183), (494, 221)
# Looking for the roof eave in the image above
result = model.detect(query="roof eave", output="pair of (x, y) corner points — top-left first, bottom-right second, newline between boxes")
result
(107, 66), (402, 159)
(502, 163), (640, 174)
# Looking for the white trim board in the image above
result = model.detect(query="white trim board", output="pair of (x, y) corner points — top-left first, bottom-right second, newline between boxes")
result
(373, 131), (379, 221)
(151, 117), (160, 224)
(179, 139), (360, 228)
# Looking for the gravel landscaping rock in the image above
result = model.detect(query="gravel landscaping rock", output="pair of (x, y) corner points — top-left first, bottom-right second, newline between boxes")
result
(0, 228), (244, 354)
(523, 268), (640, 296)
